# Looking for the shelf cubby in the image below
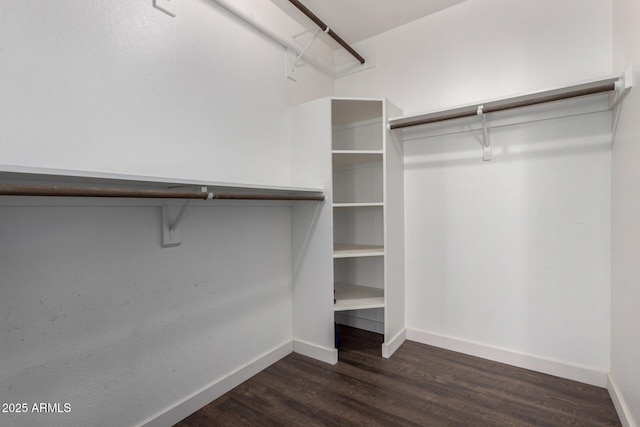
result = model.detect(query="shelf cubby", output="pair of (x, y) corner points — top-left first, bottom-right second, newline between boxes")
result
(332, 164), (383, 204)
(332, 150), (383, 167)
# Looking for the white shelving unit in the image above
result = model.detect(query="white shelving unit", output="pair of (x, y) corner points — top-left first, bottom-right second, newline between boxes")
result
(291, 97), (405, 362)
(331, 99), (387, 339)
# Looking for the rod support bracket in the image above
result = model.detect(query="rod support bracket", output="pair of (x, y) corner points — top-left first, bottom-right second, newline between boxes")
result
(162, 205), (183, 248)
(610, 66), (633, 109)
(477, 105), (492, 161)
(161, 187), (205, 248)
(287, 28), (322, 80)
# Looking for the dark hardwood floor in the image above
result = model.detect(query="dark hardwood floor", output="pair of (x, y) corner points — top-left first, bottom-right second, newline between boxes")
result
(175, 326), (621, 426)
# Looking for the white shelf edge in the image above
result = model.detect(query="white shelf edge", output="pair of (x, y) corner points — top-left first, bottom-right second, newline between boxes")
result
(333, 202), (384, 208)
(330, 96), (385, 103)
(334, 301), (385, 312)
(334, 282), (384, 312)
(333, 244), (384, 258)
(332, 150), (384, 154)
(0, 164), (324, 196)
(334, 253), (384, 259)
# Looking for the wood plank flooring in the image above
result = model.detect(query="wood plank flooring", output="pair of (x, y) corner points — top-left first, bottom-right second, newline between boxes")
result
(175, 326), (621, 426)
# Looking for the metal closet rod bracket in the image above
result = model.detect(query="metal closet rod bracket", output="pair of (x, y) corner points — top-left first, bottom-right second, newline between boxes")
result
(477, 105), (492, 161)
(287, 0), (365, 65)
(611, 67), (633, 137)
(610, 67), (633, 109)
(290, 28), (322, 73)
(162, 187), (210, 248)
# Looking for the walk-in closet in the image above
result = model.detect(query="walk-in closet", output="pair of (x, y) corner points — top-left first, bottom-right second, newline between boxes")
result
(1, 1), (638, 426)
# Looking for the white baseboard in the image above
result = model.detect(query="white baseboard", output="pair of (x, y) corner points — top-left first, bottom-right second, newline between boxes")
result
(406, 328), (608, 387)
(608, 374), (637, 427)
(382, 328), (406, 358)
(293, 339), (338, 365)
(138, 340), (294, 427)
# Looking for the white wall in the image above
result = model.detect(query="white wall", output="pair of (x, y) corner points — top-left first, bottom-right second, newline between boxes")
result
(0, 1), (332, 426)
(335, 0), (612, 115)
(402, 110), (612, 373)
(0, 202), (294, 427)
(0, 0), (332, 185)
(612, 0), (640, 424)
(336, 0), (614, 376)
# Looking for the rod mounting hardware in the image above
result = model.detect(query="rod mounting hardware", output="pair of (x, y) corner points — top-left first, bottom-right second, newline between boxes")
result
(610, 67), (633, 110)
(477, 105), (492, 161)
(610, 67), (633, 137)
(291, 28), (321, 73)
(163, 187), (210, 247)
(162, 198), (193, 248)
(287, 0), (365, 65)
(169, 200), (191, 233)
(162, 204), (183, 248)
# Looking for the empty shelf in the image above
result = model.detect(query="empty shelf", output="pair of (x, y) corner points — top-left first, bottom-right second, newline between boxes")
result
(334, 282), (384, 311)
(333, 244), (384, 258)
(332, 151), (383, 167)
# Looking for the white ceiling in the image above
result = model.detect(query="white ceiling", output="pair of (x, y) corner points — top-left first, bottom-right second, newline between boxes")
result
(272, 0), (467, 46)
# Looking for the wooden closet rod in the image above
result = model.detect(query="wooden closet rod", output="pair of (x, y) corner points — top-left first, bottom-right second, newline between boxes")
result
(389, 80), (617, 130)
(0, 185), (325, 201)
(288, 0), (365, 64)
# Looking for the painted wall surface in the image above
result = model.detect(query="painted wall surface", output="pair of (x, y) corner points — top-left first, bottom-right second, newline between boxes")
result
(0, 203), (294, 426)
(0, 0), (333, 185)
(335, 0), (612, 115)
(0, 1), (332, 426)
(402, 112), (611, 371)
(612, 0), (640, 424)
(335, 0), (613, 371)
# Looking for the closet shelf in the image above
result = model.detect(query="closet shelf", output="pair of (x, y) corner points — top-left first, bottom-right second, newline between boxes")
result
(0, 164), (325, 200)
(388, 73), (630, 131)
(334, 282), (384, 311)
(332, 150), (383, 154)
(333, 202), (383, 208)
(333, 244), (384, 258)
(0, 164), (325, 249)
(387, 70), (632, 161)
